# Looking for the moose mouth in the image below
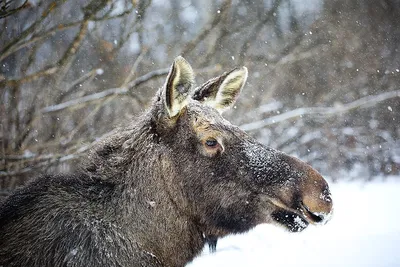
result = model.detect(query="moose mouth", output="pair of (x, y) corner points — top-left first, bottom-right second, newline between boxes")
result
(299, 202), (325, 224)
(267, 198), (326, 232)
(271, 209), (309, 232)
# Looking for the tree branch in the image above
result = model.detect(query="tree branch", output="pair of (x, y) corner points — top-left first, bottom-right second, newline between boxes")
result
(1, 66), (58, 87)
(0, 129), (115, 177)
(0, 151), (84, 177)
(240, 90), (400, 131)
(0, 0), (28, 18)
(238, 0), (282, 64)
(0, 21), (81, 62)
(41, 68), (170, 113)
(0, 6), (134, 63)
(0, 1), (58, 61)
(181, 0), (231, 57)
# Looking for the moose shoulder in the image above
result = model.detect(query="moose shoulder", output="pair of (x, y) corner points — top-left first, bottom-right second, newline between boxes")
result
(0, 57), (333, 267)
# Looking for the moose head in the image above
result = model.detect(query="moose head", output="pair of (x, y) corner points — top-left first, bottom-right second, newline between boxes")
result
(152, 56), (333, 238)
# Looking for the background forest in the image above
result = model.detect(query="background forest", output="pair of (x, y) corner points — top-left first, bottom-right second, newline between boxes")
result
(1, 0), (399, 199)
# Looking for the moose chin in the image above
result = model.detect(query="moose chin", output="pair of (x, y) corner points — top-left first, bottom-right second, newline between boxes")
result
(0, 56), (333, 267)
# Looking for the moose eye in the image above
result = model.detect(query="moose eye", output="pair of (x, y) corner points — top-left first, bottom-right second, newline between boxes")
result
(205, 139), (218, 147)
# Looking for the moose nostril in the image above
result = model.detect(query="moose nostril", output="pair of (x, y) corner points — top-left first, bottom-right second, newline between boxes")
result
(309, 212), (324, 223)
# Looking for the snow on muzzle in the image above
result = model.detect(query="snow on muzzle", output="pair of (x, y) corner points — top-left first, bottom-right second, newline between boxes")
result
(244, 143), (333, 229)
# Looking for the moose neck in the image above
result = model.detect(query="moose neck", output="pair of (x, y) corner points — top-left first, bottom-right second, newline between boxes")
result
(119, 156), (205, 267)
(85, 111), (206, 266)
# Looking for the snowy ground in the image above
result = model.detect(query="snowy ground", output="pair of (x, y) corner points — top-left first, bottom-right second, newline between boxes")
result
(187, 177), (400, 267)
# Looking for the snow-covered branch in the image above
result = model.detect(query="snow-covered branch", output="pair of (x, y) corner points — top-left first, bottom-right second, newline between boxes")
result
(241, 90), (400, 131)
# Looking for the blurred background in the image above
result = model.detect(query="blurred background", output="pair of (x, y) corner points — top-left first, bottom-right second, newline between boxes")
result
(1, 0), (399, 199)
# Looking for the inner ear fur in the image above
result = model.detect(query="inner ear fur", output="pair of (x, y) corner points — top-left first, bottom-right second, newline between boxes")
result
(192, 67), (248, 113)
(163, 56), (195, 118)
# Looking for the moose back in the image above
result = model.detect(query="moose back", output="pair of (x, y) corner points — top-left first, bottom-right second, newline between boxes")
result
(0, 57), (333, 267)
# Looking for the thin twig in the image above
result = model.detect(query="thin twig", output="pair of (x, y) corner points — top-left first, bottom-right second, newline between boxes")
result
(1, 67), (58, 87)
(0, 1), (58, 61)
(181, 0), (231, 57)
(52, 19), (90, 91)
(63, 96), (116, 145)
(238, 0), (282, 65)
(0, 0), (28, 18)
(122, 48), (148, 86)
(0, 153), (82, 177)
(41, 68), (169, 113)
(0, 124), (5, 168)
(0, 129), (116, 177)
(0, 6), (134, 62)
(0, 21), (82, 62)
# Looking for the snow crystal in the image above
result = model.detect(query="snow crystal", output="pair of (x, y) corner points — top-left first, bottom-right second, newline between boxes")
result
(293, 216), (307, 228)
(69, 248), (78, 256)
(96, 69), (104, 75)
(23, 150), (35, 157)
(147, 200), (156, 208)
(256, 102), (282, 114)
(319, 192), (331, 203)
(88, 21), (95, 30)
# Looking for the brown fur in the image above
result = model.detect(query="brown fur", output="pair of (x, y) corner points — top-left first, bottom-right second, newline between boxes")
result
(0, 57), (333, 267)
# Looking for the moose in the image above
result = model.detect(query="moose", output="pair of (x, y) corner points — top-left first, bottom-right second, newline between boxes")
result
(0, 56), (333, 267)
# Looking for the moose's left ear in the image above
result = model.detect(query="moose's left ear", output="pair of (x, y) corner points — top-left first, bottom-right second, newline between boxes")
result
(163, 56), (195, 118)
(192, 67), (248, 113)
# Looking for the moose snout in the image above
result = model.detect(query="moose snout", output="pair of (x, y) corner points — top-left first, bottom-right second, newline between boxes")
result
(299, 170), (333, 225)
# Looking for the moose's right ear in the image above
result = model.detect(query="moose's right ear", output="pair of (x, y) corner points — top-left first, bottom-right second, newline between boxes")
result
(163, 56), (195, 118)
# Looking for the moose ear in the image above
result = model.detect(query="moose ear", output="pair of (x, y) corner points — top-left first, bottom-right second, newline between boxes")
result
(163, 56), (195, 118)
(192, 67), (248, 113)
